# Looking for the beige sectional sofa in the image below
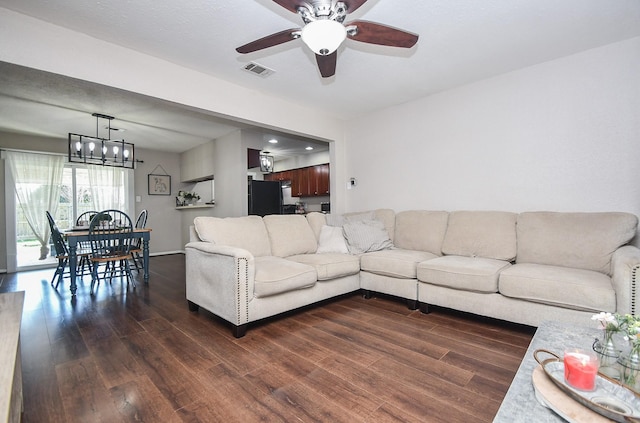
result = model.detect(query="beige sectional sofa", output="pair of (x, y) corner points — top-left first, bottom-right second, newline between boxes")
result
(185, 209), (640, 337)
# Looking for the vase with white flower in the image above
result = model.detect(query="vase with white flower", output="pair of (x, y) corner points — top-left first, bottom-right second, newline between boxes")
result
(592, 311), (624, 380)
(617, 314), (640, 391)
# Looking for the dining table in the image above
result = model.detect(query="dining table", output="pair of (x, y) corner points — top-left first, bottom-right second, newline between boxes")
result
(64, 227), (152, 296)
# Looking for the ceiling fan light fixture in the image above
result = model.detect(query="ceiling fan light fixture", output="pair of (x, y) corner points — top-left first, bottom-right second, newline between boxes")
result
(301, 20), (346, 55)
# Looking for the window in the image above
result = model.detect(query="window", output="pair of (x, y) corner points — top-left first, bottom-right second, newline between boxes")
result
(4, 150), (134, 270)
(49, 166), (129, 231)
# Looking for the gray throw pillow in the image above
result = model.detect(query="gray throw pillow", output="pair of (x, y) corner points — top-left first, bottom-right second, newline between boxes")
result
(342, 219), (393, 254)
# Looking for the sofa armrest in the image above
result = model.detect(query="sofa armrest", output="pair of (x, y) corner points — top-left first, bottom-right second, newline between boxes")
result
(611, 245), (640, 315)
(189, 225), (199, 242)
(185, 242), (255, 327)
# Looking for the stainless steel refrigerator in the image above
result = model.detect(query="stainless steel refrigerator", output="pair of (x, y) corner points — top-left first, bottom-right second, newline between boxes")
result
(248, 180), (282, 216)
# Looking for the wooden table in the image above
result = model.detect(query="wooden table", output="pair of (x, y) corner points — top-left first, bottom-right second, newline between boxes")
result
(65, 228), (152, 296)
(0, 291), (24, 423)
(493, 320), (599, 422)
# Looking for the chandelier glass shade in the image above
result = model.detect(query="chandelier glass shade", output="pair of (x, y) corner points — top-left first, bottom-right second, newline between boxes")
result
(260, 154), (274, 173)
(301, 20), (347, 55)
(68, 113), (134, 169)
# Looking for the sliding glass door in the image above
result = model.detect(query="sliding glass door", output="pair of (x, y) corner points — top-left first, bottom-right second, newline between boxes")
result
(4, 151), (134, 270)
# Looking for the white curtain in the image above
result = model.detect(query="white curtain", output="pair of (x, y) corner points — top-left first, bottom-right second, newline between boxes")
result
(87, 166), (125, 212)
(5, 151), (64, 260)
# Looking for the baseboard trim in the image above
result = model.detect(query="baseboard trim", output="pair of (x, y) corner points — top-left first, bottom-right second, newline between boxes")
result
(151, 251), (184, 256)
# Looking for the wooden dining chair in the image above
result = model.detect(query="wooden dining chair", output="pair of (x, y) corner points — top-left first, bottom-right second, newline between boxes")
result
(76, 210), (98, 227)
(46, 211), (70, 289)
(46, 211), (93, 289)
(88, 209), (136, 295)
(75, 210), (97, 275)
(130, 209), (148, 271)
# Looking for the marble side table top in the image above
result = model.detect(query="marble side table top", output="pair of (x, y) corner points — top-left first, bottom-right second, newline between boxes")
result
(493, 319), (600, 422)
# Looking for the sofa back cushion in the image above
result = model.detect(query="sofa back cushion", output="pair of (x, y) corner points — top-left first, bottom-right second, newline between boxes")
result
(516, 212), (638, 275)
(441, 211), (517, 261)
(306, 212), (327, 240)
(193, 216), (271, 257)
(263, 215), (318, 257)
(394, 210), (449, 255)
(369, 209), (396, 243)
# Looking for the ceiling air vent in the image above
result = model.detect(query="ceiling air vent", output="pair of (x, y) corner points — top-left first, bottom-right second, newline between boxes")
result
(242, 62), (274, 78)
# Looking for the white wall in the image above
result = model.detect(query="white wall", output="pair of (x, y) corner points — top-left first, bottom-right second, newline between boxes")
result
(0, 157), (5, 271)
(133, 147), (191, 253)
(344, 37), (640, 238)
(212, 130), (245, 217)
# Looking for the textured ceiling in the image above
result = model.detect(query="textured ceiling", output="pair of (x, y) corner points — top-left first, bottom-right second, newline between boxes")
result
(0, 0), (639, 154)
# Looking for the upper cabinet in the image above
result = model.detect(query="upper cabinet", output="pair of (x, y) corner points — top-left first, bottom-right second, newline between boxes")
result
(181, 141), (215, 182)
(314, 163), (330, 196)
(268, 164), (329, 197)
(291, 167), (311, 197)
(247, 148), (261, 169)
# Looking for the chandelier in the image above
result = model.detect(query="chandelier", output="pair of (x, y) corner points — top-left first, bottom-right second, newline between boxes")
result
(260, 154), (274, 173)
(68, 113), (135, 169)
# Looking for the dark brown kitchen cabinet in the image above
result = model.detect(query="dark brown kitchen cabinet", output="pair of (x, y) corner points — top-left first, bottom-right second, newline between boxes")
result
(247, 148), (261, 169)
(268, 164), (329, 197)
(292, 167), (311, 196)
(264, 170), (292, 182)
(292, 164), (329, 197)
(313, 164), (330, 196)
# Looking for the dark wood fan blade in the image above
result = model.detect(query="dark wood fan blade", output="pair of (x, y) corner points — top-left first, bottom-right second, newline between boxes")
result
(346, 20), (418, 48)
(272, 0), (305, 13)
(343, 0), (369, 13)
(236, 28), (301, 53)
(316, 51), (337, 78)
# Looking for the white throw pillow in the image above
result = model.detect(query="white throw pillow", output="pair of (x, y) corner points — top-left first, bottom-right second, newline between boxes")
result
(316, 225), (349, 254)
(342, 219), (393, 254)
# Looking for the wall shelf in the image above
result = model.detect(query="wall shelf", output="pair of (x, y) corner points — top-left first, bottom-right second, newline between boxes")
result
(175, 205), (214, 210)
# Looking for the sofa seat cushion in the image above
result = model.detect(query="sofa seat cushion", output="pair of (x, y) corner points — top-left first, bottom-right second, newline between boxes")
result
(253, 256), (317, 298)
(417, 256), (511, 293)
(361, 249), (438, 279)
(287, 253), (360, 281)
(499, 263), (615, 312)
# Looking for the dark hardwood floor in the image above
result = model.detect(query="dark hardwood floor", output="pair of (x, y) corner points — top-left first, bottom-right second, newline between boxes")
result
(0, 254), (535, 422)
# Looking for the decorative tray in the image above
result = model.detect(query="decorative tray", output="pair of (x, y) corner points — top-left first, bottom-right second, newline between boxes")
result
(534, 349), (640, 423)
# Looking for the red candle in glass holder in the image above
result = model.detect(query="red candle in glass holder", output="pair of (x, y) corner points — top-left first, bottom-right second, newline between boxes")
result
(564, 349), (599, 391)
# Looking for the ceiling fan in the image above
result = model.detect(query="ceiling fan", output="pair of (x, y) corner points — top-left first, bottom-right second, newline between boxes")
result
(236, 0), (419, 78)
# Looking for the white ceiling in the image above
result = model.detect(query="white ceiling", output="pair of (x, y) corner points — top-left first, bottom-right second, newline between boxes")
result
(0, 0), (639, 155)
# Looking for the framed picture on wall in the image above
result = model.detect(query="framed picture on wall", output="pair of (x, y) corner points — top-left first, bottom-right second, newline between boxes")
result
(148, 174), (171, 195)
